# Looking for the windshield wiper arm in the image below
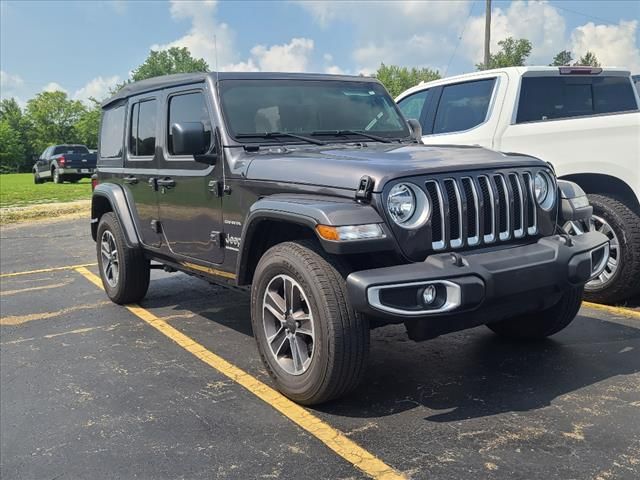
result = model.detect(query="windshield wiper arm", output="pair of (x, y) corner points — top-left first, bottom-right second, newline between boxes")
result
(311, 130), (392, 143)
(236, 132), (325, 146)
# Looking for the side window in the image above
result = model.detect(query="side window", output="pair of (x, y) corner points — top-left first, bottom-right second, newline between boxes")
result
(167, 91), (212, 155)
(129, 99), (157, 157)
(397, 89), (430, 121)
(99, 105), (125, 159)
(516, 76), (638, 123)
(41, 147), (50, 159)
(433, 79), (495, 134)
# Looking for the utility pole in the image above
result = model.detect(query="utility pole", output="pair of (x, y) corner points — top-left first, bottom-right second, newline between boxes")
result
(484, 0), (491, 69)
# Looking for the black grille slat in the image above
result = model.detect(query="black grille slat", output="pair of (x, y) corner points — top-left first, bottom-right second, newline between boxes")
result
(509, 174), (523, 234)
(494, 175), (508, 235)
(426, 181), (443, 245)
(462, 178), (477, 241)
(522, 172), (537, 232)
(444, 180), (461, 243)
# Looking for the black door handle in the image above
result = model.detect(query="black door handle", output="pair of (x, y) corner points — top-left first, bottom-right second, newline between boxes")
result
(123, 175), (138, 184)
(156, 178), (175, 188)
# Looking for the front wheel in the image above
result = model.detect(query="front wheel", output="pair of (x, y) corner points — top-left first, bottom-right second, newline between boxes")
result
(487, 286), (583, 340)
(96, 212), (150, 304)
(33, 172), (43, 184)
(251, 240), (369, 405)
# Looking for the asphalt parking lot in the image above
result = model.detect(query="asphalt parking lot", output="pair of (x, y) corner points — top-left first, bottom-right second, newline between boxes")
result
(1, 217), (639, 480)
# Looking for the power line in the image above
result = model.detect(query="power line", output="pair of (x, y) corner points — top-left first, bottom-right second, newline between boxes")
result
(444, 0), (477, 77)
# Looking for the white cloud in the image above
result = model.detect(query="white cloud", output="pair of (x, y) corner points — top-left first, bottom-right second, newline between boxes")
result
(298, 0), (470, 73)
(73, 75), (121, 103)
(42, 82), (68, 94)
(108, 0), (127, 15)
(225, 38), (315, 72)
(462, 0), (566, 66)
(1, 70), (24, 91)
(571, 20), (640, 72)
(151, 0), (236, 69)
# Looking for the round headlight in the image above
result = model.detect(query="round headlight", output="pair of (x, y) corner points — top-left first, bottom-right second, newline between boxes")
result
(387, 184), (415, 224)
(534, 171), (556, 210)
(386, 183), (431, 228)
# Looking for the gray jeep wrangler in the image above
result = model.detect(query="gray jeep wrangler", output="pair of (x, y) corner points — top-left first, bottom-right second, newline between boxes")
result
(91, 72), (608, 404)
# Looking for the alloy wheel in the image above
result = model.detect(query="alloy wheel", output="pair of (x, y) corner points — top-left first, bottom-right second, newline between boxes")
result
(100, 230), (120, 288)
(262, 274), (315, 376)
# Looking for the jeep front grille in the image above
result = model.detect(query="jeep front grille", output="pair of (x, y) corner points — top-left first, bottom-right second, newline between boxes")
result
(425, 171), (538, 250)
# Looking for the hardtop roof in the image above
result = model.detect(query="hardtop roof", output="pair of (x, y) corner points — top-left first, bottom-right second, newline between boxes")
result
(102, 71), (381, 108)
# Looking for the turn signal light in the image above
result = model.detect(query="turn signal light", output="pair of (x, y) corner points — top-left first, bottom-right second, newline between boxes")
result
(315, 224), (385, 242)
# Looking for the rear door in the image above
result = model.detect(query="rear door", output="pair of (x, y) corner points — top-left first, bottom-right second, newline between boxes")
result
(123, 94), (162, 247)
(156, 85), (224, 264)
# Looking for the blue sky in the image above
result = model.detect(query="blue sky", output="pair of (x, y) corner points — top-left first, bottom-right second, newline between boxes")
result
(1, 0), (639, 105)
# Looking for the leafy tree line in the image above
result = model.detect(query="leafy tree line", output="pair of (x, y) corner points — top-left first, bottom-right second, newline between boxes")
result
(0, 47), (208, 173)
(1, 43), (601, 173)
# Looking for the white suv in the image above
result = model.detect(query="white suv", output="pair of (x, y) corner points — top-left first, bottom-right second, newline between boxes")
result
(397, 66), (640, 303)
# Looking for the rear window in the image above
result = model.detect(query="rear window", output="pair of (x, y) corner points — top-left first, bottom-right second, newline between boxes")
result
(53, 145), (89, 155)
(516, 76), (638, 123)
(129, 99), (157, 156)
(99, 105), (125, 159)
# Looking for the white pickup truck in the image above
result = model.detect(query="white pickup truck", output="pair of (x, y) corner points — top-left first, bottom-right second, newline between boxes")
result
(397, 66), (640, 303)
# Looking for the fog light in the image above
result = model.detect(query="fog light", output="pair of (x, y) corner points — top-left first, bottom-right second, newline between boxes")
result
(422, 285), (437, 305)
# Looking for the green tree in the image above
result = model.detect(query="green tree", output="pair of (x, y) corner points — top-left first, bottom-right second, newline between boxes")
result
(24, 91), (86, 154)
(550, 50), (573, 66)
(74, 98), (102, 149)
(113, 46), (210, 93)
(575, 51), (600, 67)
(0, 120), (26, 173)
(374, 64), (441, 98)
(477, 37), (532, 70)
(0, 98), (34, 172)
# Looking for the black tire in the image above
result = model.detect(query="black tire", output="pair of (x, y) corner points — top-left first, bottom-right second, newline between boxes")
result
(251, 240), (369, 405)
(52, 168), (62, 184)
(583, 194), (640, 304)
(487, 286), (583, 340)
(96, 212), (150, 304)
(33, 172), (42, 184)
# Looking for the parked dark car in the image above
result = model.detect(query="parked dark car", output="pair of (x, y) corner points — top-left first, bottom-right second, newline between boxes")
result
(91, 72), (609, 404)
(33, 144), (97, 184)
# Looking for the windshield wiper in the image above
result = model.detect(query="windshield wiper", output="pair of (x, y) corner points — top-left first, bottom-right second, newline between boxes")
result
(236, 132), (326, 146)
(311, 130), (392, 143)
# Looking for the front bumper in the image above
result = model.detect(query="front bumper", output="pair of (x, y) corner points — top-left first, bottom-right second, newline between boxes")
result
(347, 232), (608, 329)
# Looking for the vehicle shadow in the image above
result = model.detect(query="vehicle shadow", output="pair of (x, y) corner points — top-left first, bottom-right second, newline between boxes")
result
(318, 313), (640, 422)
(144, 274), (640, 423)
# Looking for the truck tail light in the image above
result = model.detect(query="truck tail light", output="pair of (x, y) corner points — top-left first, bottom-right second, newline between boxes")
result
(58, 155), (66, 166)
(91, 174), (99, 191)
(559, 67), (602, 75)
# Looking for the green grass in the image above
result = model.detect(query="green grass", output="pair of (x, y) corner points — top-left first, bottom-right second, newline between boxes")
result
(0, 173), (92, 208)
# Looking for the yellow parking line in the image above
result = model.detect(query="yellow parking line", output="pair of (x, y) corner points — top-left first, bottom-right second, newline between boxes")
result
(0, 263), (98, 278)
(582, 301), (640, 320)
(74, 267), (404, 480)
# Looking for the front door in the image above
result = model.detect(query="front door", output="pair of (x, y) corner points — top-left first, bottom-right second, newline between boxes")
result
(122, 94), (162, 247)
(157, 86), (224, 264)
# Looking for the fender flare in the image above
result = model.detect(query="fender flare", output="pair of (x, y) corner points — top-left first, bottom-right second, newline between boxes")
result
(235, 194), (395, 284)
(91, 183), (140, 247)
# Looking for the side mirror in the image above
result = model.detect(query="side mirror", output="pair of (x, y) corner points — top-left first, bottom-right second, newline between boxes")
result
(407, 119), (422, 143)
(171, 122), (207, 156)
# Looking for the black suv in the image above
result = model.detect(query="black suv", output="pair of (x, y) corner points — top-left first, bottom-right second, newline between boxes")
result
(92, 72), (608, 404)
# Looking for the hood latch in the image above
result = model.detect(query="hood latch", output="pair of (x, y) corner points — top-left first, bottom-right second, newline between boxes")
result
(355, 175), (374, 202)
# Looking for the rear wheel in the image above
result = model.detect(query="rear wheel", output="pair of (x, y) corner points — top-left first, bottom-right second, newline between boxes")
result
(52, 168), (62, 184)
(487, 286), (583, 340)
(251, 240), (369, 405)
(96, 212), (150, 304)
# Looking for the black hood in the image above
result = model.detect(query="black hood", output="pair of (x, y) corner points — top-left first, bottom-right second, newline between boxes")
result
(243, 143), (545, 192)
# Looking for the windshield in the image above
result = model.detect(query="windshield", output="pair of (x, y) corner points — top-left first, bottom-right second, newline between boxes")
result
(219, 79), (410, 143)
